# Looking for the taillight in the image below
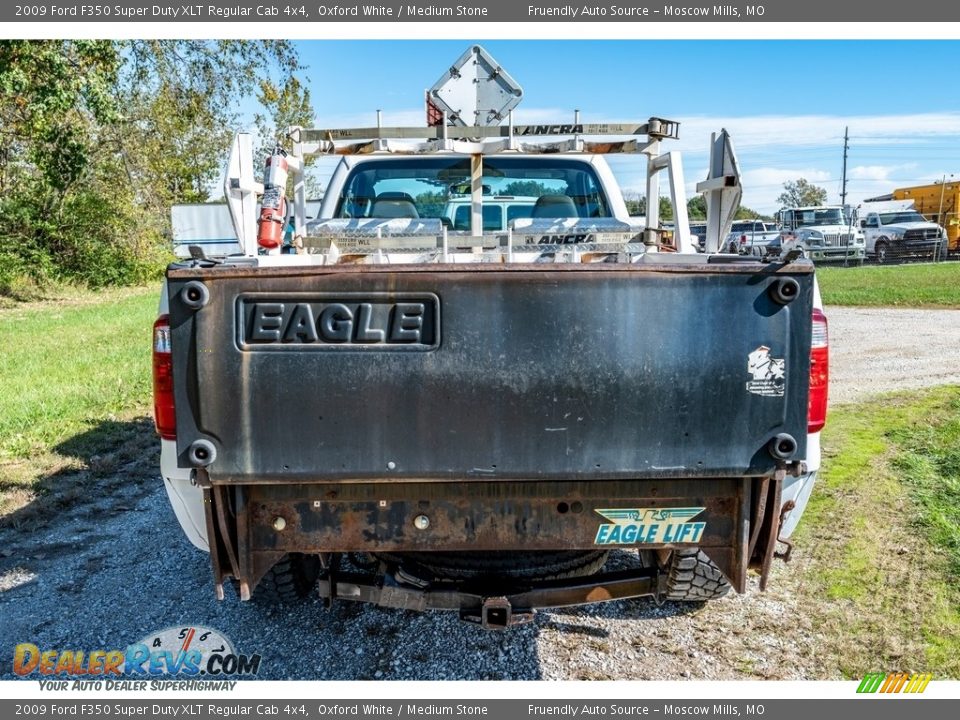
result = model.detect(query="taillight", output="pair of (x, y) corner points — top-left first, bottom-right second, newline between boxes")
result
(153, 315), (176, 440)
(808, 309), (829, 433)
(740, 234), (747, 244)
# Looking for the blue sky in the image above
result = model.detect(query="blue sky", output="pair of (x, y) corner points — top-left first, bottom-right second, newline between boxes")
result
(264, 40), (960, 214)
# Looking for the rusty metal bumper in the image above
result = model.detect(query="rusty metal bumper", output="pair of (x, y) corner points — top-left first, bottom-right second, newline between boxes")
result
(201, 474), (788, 607)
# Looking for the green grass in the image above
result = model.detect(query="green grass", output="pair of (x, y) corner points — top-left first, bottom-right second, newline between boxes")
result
(889, 397), (960, 581)
(817, 262), (960, 307)
(795, 386), (960, 677)
(0, 285), (160, 516)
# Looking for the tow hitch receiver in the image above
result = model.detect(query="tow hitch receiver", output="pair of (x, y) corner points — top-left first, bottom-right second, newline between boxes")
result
(461, 597), (535, 629)
(316, 564), (663, 629)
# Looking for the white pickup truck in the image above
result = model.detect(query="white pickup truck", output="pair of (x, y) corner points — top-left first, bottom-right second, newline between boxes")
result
(858, 204), (946, 263)
(153, 47), (827, 626)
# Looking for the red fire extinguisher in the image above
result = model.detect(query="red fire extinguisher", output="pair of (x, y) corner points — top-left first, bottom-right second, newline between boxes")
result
(257, 147), (288, 250)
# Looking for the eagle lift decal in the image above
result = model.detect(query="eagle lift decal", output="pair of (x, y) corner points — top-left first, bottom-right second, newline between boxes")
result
(593, 508), (707, 545)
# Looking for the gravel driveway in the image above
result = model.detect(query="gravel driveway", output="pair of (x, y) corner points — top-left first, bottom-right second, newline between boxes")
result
(827, 306), (960, 405)
(1, 307), (957, 681)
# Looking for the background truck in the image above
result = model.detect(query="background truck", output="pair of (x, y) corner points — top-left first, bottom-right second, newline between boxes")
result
(891, 181), (959, 257)
(856, 200), (946, 263)
(726, 219), (780, 256)
(775, 206), (865, 263)
(154, 47), (827, 628)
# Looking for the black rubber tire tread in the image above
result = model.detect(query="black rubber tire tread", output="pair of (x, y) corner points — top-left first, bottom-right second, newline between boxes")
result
(251, 553), (320, 605)
(664, 548), (731, 602)
(875, 241), (889, 264)
(375, 550), (609, 581)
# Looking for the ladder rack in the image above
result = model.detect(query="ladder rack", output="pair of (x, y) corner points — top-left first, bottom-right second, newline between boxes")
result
(287, 117), (679, 158)
(223, 118), (740, 261)
(275, 116), (690, 259)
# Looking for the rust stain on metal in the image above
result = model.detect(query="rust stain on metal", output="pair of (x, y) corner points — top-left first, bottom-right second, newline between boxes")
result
(586, 587), (613, 602)
(748, 476), (769, 558)
(758, 473), (784, 591)
(775, 500), (797, 562)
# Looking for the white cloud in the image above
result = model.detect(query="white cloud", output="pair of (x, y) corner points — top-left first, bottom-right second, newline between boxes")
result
(742, 167), (833, 186)
(847, 163), (918, 181)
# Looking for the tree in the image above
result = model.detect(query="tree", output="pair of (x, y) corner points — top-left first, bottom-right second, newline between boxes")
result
(114, 40), (302, 211)
(658, 196), (674, 221)
(502, 180), (553, 197)
(0, 41), (129, 289)
(254, 76), (322, 198)
(0, 41), (119, 197)
(777, 178), (828, 209)
(681, 195), (773, 223)
(735, 205), (773, 220)
(0, 40), (304, 292)
(622, 192), (674, 220)
(687, 195), (706, 220)
(414, 191), (447, 218)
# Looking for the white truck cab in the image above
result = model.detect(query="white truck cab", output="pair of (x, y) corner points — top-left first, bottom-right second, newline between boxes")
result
(776, 206), (865, 263)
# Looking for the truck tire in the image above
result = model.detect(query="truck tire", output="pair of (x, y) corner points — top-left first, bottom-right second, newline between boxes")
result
(377, 550), (609, 582)
(875, 240), (889, 264)
(251, 553), (320, 605)
(663, 548), (731, 602)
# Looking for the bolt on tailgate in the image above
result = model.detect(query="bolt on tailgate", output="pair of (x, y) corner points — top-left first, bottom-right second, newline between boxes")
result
(166, 261), (813, 483)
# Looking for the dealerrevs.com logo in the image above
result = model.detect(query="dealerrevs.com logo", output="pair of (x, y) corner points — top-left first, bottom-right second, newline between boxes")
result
(13, 626), (261, 690)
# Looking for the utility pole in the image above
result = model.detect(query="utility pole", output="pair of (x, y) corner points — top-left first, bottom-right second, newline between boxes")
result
(937, 174), (948, 262)
(840, 126), (849, 206)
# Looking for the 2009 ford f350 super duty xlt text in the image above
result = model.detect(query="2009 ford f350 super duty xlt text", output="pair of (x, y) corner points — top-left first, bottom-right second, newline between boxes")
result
(154, 47), (827, 628)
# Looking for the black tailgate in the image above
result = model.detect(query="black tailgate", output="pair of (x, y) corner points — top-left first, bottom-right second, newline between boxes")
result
(167, 261), (813, 482)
